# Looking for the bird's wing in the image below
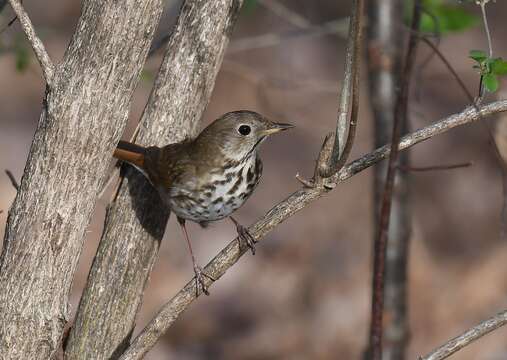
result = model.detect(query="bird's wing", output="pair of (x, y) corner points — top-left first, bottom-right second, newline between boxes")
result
(143, 140), (194, 190)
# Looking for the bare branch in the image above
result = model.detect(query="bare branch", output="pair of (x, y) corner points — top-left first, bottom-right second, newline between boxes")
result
(419, 309), (507, 360)
(319, 0), (364, 178)
(7, 0), (54, 84)
(119, 100), (507, 360)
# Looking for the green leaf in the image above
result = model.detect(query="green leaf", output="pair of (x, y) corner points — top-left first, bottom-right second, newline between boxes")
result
(417, 0), (479, 34)
(15, 45), (30, 72)
(469, 49), (488, 62)
(483, 73), (499, 92)
(491, 58), (507, 75)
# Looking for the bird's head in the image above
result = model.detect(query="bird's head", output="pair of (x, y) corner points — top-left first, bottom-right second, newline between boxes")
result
(195, 110), (294, 162)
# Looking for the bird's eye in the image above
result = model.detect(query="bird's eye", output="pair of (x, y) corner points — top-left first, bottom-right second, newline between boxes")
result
(238, 125), (251, 136)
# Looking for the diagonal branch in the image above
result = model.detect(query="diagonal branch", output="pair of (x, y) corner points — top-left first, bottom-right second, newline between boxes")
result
(419, 309), (507, 360)
(119, 100), (507, 360)
(7, 0), (54, 84)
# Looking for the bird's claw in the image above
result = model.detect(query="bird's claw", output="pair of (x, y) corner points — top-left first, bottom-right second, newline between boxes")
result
(236, 224), (258, 255)
(193, 265), (215, 296)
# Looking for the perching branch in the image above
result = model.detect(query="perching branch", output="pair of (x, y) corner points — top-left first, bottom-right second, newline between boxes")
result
(7, 0), (54, 84)
(319, 0), (364, 178)
(419, 309), (507, 360)
(118, 100), (507, 360)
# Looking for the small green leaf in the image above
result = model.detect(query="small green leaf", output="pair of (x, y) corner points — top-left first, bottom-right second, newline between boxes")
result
(491, 58), (507, 75)
(483, 73), (499, 92)
(469, 50), (488, 62)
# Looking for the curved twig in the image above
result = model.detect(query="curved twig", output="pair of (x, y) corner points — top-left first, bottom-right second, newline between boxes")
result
(319, 0), (364, 178)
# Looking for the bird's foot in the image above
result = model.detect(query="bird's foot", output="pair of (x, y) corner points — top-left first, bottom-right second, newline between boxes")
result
(193, 265), (215, 296)
(236, 223), (257, 255)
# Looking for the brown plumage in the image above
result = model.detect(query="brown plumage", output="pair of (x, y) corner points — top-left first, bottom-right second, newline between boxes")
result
(114, 110), (293, 294)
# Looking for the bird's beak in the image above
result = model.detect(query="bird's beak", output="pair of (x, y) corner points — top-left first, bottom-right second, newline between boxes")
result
(262, 122), (295, 136)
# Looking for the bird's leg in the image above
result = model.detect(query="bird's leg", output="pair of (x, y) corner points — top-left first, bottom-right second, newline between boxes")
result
(177, 217), (215, 296)
(229, 216), (257, 255)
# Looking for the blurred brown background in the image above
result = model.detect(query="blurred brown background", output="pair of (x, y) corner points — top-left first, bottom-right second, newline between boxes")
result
(2, 1), (507, 359)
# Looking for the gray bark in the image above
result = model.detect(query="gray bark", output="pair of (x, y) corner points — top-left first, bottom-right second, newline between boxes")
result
(0, 1), (163, 359)
(366, 0), (411, 359)
(65, 1), (245, 358)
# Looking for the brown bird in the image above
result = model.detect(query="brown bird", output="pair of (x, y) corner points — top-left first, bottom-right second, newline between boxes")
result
(114, 110), (293, 294)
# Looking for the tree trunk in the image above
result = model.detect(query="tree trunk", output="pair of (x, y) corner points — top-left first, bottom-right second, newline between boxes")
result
(0, 1), (163, 358)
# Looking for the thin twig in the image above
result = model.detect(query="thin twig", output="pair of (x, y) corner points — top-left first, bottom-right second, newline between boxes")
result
(419, 36), (475, 104)
(368, 2), (421, 359)
(480, 2), (493, 58)
(477, 1), (493, 102)
(7, 0), (54, 84)
(0, 13), (18, 35)
(415, 7), (441, 101)
(318, 0), (364, 178)
(419, 309), (507, 360)
(4, 169), (19, 191)
(117, 100), (507, 360)
(398, 162), (473, 172)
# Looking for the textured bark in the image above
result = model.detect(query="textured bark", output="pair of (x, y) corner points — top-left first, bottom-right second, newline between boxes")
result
(0, 1), (163, 359)
(120, 101), (507, 359)
(367, 1), (411, 359)
(65, 1), (244, 358)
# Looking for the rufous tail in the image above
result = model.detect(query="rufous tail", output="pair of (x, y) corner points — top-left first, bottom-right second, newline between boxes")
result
(113, 140), (146, 169)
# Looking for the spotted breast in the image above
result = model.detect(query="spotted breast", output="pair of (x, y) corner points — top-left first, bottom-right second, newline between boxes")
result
(167, 154), (263, 225)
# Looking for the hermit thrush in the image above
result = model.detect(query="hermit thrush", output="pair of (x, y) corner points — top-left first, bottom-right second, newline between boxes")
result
(114, 110), (293, 294)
